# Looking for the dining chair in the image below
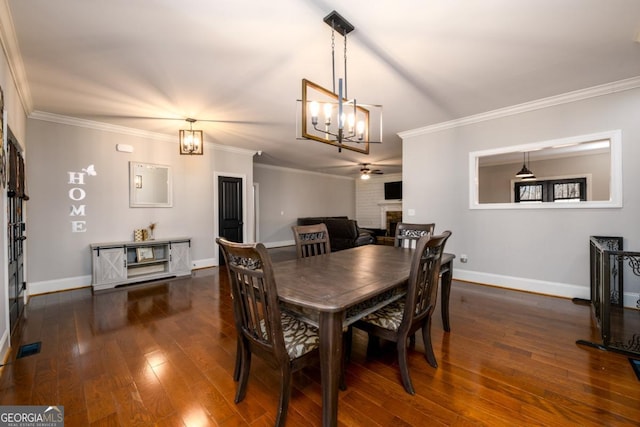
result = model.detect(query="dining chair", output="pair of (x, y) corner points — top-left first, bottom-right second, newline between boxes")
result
(291, 223), (331, 258)
(394, 222), (435, 248)
(352, 230), (452, 395)
(216, 237), (320, 427)
(394, 222), (436, 346)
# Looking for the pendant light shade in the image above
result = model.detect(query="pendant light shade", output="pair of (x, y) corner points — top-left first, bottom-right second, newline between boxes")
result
(515, 152), (535, 178)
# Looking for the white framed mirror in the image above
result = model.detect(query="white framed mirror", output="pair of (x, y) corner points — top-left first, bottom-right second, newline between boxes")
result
(129, 162), (173, 207)
(469, 130), (622, 209)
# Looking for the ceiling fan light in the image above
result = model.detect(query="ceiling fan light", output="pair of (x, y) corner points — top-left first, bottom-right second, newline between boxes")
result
(360, 173), (370, 180)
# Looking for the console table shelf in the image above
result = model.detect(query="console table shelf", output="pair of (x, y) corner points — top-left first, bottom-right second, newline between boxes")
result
(91, 237), (191, 291)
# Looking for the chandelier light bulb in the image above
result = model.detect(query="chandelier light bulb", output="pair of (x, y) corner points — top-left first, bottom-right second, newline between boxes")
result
(192, 132), (201, 151)
(348, 113), (355, 133)
(323, 103), (332, 126)
(184, 133), (194, 151)
(356, 121), (365, 140)
(310, 101), (320, 125)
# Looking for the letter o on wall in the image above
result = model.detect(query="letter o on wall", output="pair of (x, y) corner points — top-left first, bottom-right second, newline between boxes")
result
(68, 187), (87, 201)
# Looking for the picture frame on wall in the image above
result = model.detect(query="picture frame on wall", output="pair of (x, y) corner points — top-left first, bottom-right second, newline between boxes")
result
(136, 247), (155, 262)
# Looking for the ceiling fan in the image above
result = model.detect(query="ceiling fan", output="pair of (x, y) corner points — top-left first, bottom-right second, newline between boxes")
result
(359, 163), (383, 180)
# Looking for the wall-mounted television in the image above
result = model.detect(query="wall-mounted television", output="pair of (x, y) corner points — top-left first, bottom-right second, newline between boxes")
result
(384, 181), (402, 200)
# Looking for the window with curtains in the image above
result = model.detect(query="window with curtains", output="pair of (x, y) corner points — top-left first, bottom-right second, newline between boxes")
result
(515, 178), (587, 203)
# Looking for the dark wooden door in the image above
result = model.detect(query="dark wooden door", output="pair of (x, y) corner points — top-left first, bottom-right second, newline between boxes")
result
(7, 129), (26, 334)
(218, 176), (243, 262)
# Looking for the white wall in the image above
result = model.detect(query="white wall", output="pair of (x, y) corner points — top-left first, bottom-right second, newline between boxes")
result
(25, 117), (255, 294)
(253, 164), (355, 246)
(401, 84), (640, 307)
(355, 173), (402, 229)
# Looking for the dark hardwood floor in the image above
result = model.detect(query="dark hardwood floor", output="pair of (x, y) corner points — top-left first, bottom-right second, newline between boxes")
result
(1, 258), (639, 426)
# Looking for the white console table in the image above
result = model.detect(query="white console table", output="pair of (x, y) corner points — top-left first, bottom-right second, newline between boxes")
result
(91, 237), (191, 291)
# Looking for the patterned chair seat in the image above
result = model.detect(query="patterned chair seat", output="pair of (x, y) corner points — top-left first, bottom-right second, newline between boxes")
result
(259, 311), (320, 359)
(345, 287), (406, 326)
(360, 299), (405, 331)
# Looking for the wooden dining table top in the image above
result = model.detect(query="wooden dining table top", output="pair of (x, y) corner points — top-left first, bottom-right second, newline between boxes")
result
(273, 244), (445, 312)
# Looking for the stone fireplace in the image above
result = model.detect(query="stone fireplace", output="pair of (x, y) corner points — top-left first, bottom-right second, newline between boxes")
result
(378, 200), (402, 236)
(386, 211), (402, 237)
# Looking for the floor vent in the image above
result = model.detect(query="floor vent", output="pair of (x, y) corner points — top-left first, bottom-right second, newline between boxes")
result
(16, 342), (41, 359)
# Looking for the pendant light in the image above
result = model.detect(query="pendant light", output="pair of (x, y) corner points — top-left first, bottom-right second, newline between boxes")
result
(515, 152), (535, 179)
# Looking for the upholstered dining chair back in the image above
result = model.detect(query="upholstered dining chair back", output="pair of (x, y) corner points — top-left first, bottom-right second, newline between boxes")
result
(292, 223), (331, 258)
(404, 231), (451, 334)
(394, 222), (435, 248)
(353, 230), (451, 395)
(216, 237), (320, 427)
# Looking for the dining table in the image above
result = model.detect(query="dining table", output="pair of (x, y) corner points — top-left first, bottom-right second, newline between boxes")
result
(273, 244), (455, 427)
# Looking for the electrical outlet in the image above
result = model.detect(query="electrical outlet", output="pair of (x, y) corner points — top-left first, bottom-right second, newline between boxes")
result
(460, 254), (468, 263)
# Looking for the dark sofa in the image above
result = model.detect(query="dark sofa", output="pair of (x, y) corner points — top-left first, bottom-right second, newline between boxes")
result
(297, 216), (375, 251)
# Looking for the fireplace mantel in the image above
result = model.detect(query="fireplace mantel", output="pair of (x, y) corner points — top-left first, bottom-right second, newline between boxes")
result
(377, 200), (402, 206)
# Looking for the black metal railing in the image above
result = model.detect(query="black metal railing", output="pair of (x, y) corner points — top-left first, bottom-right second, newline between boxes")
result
(575, 236), (640, 356)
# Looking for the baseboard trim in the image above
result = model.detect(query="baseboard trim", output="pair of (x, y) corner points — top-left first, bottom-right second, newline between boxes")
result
(193, 258), (215, 270)
(0, 328), (9, 367)
(454, 269), (590, 300)
(455, 269), (639, 309)
(28, 275), (91, 296)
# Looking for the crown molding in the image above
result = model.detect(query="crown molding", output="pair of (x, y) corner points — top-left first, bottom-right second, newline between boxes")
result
(29, 110), (256, 156)
(254, 162), (355, 181)
(0, 0), (33, 113)
(30, 110), (174, 141)
(398, 76), (640, 139)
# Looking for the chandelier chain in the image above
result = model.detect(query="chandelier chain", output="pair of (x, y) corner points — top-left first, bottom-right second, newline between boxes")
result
(344, 31), (348, 99)
(331, 24), (336, 93)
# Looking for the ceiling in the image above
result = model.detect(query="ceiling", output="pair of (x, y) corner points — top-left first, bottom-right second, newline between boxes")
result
(4, 0), (640, 178)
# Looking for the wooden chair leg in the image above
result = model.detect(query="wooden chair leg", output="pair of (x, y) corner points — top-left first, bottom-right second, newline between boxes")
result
(233, 337), (242, 381)
(235, 345), (251, 403)
(344, 326), (353, 363)
(397, 340), (415, 395)
(340, 327), (352, 391)
(275, 368), (292, 427)
(421, 318), (438, 368)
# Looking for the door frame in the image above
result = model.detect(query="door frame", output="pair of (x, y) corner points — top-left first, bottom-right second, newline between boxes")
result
(213, 172), (248, 266)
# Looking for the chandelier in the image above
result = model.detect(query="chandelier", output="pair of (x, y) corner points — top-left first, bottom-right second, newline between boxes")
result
(179, 118), (203, 155)
(298, 11), (382, 154)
